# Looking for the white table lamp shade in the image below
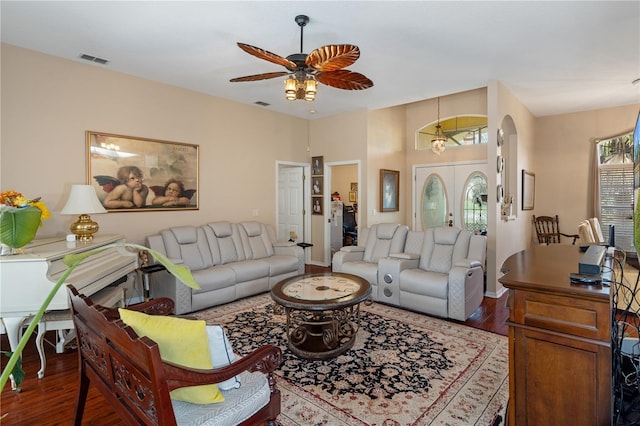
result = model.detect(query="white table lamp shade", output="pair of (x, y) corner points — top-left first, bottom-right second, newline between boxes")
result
(61, 185), (106, 241)
(61, 185), (107, 215)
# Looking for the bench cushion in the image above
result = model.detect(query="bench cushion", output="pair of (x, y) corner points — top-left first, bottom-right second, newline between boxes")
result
(172, 371), (271, 426)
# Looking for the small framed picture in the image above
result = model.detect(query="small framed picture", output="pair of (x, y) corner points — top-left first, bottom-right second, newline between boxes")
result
(522, 170), (535, 210)
(350, 182), (358, 191)
(312, 156), (324, 176)
(380, 169), (399, 212)
(312, 177), (323, 195)
(312, 196), (323, 215)
(349, 191), (357, 202)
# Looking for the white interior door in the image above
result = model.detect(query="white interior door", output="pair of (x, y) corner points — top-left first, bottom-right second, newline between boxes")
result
(415, 162), (488, 231)
(277, 165), (304, 242)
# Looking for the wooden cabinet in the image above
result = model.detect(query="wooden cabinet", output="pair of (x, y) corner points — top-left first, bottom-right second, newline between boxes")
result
(499, 245), (611, 426)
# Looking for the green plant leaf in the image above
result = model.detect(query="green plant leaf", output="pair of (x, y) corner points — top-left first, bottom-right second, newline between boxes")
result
(0, 242), (199, 392)
(0, 206), (42, 248)
(0, 351), (24, 388)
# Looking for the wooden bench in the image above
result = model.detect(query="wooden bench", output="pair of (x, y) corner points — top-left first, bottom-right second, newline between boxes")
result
(68, 285), (282, 425)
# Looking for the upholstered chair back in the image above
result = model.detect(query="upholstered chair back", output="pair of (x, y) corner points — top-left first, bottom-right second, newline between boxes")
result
(203, 221), (246, 265)
(239, 221), (276, 260)
(160, 226), (213, 271)
(362, 223), (409, 263)
(418, 227), (472, 272)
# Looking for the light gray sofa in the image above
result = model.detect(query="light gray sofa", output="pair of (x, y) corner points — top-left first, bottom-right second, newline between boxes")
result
(333, 224), (486, 321)
(145, 221), (304, 314)
(332, 223), (409, 297)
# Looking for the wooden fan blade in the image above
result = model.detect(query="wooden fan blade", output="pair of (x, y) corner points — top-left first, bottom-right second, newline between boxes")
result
(316, 70), (374, 90)
(237, 43), (297, 70)
(230, 71), (290, 82)
(306, 44), (360, 72)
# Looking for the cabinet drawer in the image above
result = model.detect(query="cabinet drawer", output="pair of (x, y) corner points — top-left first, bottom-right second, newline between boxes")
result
(511, 290), (610, 341)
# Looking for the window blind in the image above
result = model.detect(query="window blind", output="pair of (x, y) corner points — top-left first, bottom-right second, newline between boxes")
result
(599, 163), (634, 253)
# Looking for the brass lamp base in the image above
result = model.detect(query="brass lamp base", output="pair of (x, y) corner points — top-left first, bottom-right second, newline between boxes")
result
(70, 214), (100, 242)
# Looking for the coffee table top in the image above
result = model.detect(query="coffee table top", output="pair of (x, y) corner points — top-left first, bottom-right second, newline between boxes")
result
(271, 272), (371, 310)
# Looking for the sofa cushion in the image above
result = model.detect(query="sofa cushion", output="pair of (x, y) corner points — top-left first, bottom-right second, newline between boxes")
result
(204, 222), (246, 265)
(228, 259), (270, 282)
(171, 371), (270, 426)
(240, 221), (262, 237)
(239, 222), (275, 260)
(118, 309), (224, 405)
(400, 269), (449, 299)
(161, 227), (213, 271)
(172, 226), (198, 244)
(192, 266), (237, 293)
(264, 255), (300, 277)
(205, 325), (240, 391)
(209, 221), (233, 238)
(363, 223), (407, 263)
(340, 261), (379, 285)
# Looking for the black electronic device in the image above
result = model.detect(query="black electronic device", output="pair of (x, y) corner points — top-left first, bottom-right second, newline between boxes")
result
(578, 245), (606, 275)
(569, 272), (602, 285)
(608, 224), (615, 248)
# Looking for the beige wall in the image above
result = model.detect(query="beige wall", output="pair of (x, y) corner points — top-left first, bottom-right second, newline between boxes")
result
(535, 104), (639, 230)
(1, 44), (308, 244)
(366, 106), (406, 226)
(489, 81), (537, 295)
(4, 44), (639, 289)
(308, 110), (367, 263)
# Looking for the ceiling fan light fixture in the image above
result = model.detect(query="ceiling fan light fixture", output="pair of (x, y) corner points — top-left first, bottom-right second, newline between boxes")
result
(304, 78), (317, 101)
(232, 14), (373, 101)
(285, 77), (298, 100)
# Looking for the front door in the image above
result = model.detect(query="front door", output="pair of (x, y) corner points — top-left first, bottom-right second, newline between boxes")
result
(415, 162), (488, 232)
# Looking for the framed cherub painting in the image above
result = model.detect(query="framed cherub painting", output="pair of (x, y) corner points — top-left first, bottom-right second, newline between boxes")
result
(87, 131), (199, 211)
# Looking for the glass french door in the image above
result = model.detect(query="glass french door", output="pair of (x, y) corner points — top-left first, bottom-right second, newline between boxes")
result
(415, 162), (488, 232)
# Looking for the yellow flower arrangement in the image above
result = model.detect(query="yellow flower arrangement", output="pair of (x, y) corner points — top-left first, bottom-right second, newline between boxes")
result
(0, 190), (51, 249)
(0, 190), (51, 218)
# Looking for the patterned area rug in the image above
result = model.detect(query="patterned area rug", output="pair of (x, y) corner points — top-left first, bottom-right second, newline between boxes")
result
(195, 294), (508, 426)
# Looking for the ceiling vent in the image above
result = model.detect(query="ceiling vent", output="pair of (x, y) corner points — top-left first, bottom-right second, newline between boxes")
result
(79, 53), (110, 65)
(254, 101), (270, 107)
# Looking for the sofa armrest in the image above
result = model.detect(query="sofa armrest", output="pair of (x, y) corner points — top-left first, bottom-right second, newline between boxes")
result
(332, 248), (365, 272)
(148, 269), (194, 315)
(273, 243), (305, 274)
(454, 259), (481, 268)
(447, 264), (484, 321)
(389, 252), (420, 261)
(340, 246), (365, 253)
(273, 241), (296, 248)
(379, 257), (420, 279)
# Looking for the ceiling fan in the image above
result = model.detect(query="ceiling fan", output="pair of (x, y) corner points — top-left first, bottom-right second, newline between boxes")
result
(229, 14), (374, 101)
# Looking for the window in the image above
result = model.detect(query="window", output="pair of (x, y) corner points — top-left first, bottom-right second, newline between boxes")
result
(597, 133), (634, 253)
(416, 115), (487, 150)
(461, 172), (488, 234)
(421, 174), (448, 229)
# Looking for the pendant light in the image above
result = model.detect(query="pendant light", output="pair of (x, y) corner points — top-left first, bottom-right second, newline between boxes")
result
(431, 97), (447, 155)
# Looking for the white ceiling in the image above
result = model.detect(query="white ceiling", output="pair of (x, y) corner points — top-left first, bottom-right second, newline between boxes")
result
(2, 1), (639, 120)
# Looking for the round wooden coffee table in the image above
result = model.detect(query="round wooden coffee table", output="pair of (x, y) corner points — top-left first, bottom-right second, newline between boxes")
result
(271, 272), (371, 360)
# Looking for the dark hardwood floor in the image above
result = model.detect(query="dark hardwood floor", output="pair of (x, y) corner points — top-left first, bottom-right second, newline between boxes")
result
(1, 265), (509, 425)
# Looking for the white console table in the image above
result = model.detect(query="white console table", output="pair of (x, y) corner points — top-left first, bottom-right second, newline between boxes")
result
(0, 235), (138, 384)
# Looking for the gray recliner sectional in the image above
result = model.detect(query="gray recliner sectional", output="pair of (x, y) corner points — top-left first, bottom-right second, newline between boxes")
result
(333, 224), (486, 321)
(146, 221), (304, 314)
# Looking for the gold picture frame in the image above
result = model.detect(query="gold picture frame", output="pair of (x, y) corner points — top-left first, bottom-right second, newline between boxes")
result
(380, 169), (399, 212)
(87, 131), (199, 212)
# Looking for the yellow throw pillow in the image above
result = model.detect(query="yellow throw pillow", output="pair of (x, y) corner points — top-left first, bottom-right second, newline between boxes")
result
(118, 308), (224, 404)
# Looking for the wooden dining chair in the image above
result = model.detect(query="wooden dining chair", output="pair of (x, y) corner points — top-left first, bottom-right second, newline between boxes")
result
(533, 215), (579, 245)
